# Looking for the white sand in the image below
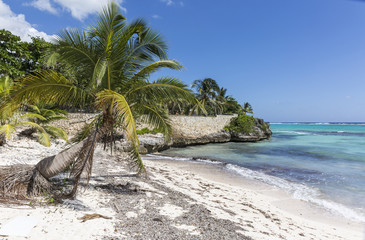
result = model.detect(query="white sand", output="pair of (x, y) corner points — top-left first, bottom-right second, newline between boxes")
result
(145, 158), (364, 240)
(0, 138), (364, 239)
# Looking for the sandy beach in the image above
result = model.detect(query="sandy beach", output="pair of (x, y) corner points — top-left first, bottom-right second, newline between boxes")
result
(0, 138), (364, 240)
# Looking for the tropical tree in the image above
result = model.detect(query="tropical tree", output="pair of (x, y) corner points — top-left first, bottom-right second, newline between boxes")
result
(0, 30), (51, 79)
(0, 1), (193, 199)
(0, 76), (12, 145)
(0, 107), (69, 147)
(242, 102), (254, 115)
(223, 96), (242, 115)
(192, 78), (221, 115)
(0, 30), (28, 79)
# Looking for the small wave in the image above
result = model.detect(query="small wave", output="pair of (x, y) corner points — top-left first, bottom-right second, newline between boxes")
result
(272, 122), (365, 125)
(225, 164), (365, 222)
(276, 130), (309, 135)
(144, 154), (223, 165)
(145, 154), (365, 222)
(144, 154), (191, 162)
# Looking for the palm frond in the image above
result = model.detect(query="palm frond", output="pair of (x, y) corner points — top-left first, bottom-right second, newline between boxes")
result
(89, 1), (126, 43)
(19, 113), (47, 121)
(129, 140), (145, 174)
(54, 29), (96, 70)
(135, 104), (172, 140)
(35, 131), (51, 147)
(91, 57), (108, 88)
(7, 70), (89, 108)
(0, 76), (12, 95)
(0, 124), (16, 139)
(44, 126), (69, 142)
(29, 105), (41, 114)
(18, 121), (51, 146)
(129, 60), (183, 83)
(126, 77), (194, 105)
(95, 89), (145, 173)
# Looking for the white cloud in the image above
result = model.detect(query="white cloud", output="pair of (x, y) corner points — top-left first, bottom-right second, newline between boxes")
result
(49, 0), (125, 21)
(160, 0), (184, 7)
(28, 0), (58, 14)
(161, 0), (174, 6)
(0, 0), (54, 42)
(27, 0), (126, 21)
(152, 14), (161, 19)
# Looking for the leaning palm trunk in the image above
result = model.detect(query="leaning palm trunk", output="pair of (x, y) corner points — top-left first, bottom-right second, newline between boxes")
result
(0, 128), (103, 200)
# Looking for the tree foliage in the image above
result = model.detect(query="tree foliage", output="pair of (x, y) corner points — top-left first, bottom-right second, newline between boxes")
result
(0, 30), (51, 79)
(224, 114), (256, 134)
(0, 1), (194, 199)
(188, 78), (252, 116)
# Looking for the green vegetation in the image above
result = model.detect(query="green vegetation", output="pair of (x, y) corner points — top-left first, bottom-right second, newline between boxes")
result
(136, 127), (164, 135)
(242, 102), (254, 115)
(0, 1), (194, 198)
(224, 114), (256, 134)
(0, 29), (51, 79)
(0, 1), (261, 201)
(178, 78), (253, 116)
(0, 106), (69, 146)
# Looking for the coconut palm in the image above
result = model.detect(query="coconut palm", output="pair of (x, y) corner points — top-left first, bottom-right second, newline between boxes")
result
(192, 78), (221, 115)
(0, 106), (68, 147)
(215, 87), (229, 115)
(242, 102), (254, 115)
(0, 1), (193, 199)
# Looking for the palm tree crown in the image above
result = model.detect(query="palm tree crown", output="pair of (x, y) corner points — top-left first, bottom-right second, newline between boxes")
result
(0, 1), (194, 198)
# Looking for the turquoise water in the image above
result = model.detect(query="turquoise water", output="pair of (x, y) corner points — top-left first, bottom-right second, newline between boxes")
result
(159, 123), (365, 222)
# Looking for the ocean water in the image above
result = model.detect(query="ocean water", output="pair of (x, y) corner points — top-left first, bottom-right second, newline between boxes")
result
(158, 123), (365, 222)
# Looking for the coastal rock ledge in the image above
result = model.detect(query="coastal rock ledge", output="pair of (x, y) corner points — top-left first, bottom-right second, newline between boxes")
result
(53, 114), (272, 154)
(137, 115), (272, 153)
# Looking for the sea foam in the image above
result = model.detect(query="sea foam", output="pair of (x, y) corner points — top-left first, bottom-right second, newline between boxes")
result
(225, 164), (365, 222)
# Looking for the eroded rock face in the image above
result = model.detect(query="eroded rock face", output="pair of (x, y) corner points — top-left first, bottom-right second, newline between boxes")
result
(138, 133), (169, 154)
(171, 131), (231, 147)
(230, 118), (272, 142)
(137, 118), (272, 153)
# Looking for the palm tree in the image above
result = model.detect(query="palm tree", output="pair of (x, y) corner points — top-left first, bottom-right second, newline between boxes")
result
(242, 102), (254, 115)
(0, 1), (193, 199)
(192, 78), (220, 115)
(216, 87), (229, 114)
(0, 105), (68, 147)
(0, 76), (12, 145)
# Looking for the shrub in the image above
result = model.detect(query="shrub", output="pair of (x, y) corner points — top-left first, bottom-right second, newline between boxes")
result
(136, 127), (164, 135)
(224, 115), (256, 134)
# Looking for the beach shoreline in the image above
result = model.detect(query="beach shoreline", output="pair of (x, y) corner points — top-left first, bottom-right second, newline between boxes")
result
(0, 139), (363, 239)
(145, 155), (364, 232)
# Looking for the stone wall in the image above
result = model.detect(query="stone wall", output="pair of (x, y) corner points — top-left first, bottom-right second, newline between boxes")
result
(52, 113), (97, 137)
(169, 115), (237, 139)
(53, 113), (271, 153)
(58, 113), (237, 139)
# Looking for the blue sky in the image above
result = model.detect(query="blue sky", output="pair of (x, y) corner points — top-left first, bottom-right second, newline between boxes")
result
(1, 0), (365, 122)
